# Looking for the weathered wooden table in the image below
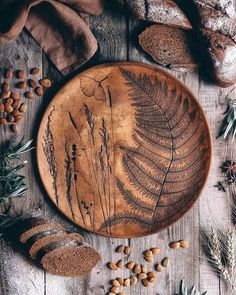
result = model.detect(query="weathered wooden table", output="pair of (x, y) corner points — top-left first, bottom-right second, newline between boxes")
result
(0, 3), (234, 295)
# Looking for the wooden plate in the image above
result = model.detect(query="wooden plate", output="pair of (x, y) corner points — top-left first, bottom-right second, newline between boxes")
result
(37, 62), (212, 238)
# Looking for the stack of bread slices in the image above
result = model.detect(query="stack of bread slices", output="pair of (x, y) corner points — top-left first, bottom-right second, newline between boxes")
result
(120, 0), (236, 87)
(16, 217), (100, 277)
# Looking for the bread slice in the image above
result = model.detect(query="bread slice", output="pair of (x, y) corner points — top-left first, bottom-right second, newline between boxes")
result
(139, 24), (198, 72)
(120, 0), (192, 29)
(29, 232), (83, 260)
(35, 235), (101, 277)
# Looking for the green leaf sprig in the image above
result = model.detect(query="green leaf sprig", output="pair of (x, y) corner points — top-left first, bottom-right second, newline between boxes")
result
(178, 279), (207, 295)
(0, 139), (34, 202)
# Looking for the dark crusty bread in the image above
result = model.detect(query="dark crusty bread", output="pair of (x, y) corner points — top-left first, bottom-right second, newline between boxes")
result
(38, 238), (101, 277)
(193, 0), (236, 87)
(139, 24), (198, 72)
(29, 232), (83, 259)
(119, 0), (192, 29)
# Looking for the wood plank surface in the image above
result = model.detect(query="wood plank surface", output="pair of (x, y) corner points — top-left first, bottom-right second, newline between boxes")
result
(0, 2), (235, 295)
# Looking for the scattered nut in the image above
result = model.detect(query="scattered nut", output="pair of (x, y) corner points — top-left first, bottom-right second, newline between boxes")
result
(16, 70), (25, 79)
(14, 115), (24, 123)
(138, 273), (147, 280)
(142, 279), (151, 287)
(0, 91), (11, 99)
(16, 81), (27, 90)
(35, 86), (43, 96)
(19, 103), (27, 113)
(141, 265), (148, 274)
(126, 261), (135, 270)
(147, 271), (156, 279)
(2, 82), (10, 92)
(11, 124), (19, 133)
(155, 263), (162, 272)
(169, 242), (181, 250)
(12, 100), (20, 109)
(108, 262), (118, 270)
(179, 240), (190, 249)
(5, 105), (13, 113)
(151, 247), (161, 255)
(6, 98), (13, 105)
(5, 68), (13, 79)
(7, 114), (14, 123)
(162, 257), (170, 268)
(148, 277), (156, 283)
(0, 118), (7, 125)
(123, 278), (130, 287)
(40, 78), (52, 88)
(130, 275), (137, 286)
(124, 246), (131, 255)
(28, 79), (38, 88)
(133, 264), (141, 274)
(0, 103), (4, 113)
(31, 67), (40, 75)
(145, 250), (153, 257)
(144, 255), (154, 263)
(116, 245), (124, 253)
(117, 259), (125, 268)
(116, 278), (124, 286)
(110, 287), (119, 293)
(111, 279), (120, 287)
(11, 92), (19, 100)
(25, 91), (34, 100)
(12, 110), (20, 117)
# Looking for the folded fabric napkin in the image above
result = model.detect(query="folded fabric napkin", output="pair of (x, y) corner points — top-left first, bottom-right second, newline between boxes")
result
(0, 0), (104, 75)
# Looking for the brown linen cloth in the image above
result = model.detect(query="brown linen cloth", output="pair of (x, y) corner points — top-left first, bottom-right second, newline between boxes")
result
(0, 0), (104, 75)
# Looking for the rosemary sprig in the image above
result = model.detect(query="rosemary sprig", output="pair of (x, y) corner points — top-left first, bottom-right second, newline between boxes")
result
(217, 89), (236, 141)
(0, 139), (33, 202)
(178, 279), (207, 295)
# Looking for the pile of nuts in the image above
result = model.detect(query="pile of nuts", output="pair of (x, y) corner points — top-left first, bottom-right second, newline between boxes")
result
(107, 240), (190, 295)
(0, 67), (52, 133)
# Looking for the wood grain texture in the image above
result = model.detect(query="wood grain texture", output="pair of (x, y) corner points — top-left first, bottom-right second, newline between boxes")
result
(0, 3), (234, 295)
(36, 63), (211, 238)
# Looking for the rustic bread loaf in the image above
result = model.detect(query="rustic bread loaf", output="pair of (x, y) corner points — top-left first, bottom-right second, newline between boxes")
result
(139, 24), (198, 72)
(193, 0), (236, 87)
(37, 237), (101, 277)
(119, 0), (192, 29)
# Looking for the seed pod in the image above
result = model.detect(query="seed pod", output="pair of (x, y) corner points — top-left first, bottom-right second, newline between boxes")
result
(12, 109), (20, 117)
(6, 98), (13, 105)
(16, 81), (27, 89)
(111, 279), (120, 287)
(155, 263), (162, 272)
(116, 278), (124, 286)
(110, 287), (119, 293)
(116, 245), (124, 253)
(19, 103), (27, 113)
(11, 124), (19, 133)
(6, 68), (13, 79)
(35, 86), (43, 96)
(141, 265), (148, 274)
(123, 278), (130, 287)
(126, 261), (135, 270)
(117, 259), (125, 268)
(0, 91), (11, 99)
(14, 115), (23, 123)
(28, 79), (38, 88)
(162, 257), (170, 268)
(124, 246), (131, 255)
(0, 118), (7, 125)
(7, 114), (14, 123)
(0, 103), (4, 113)
(11, 92), (20, 100)
(179, 240), (190, 249)
(40, 78), (52, 88)
(130, 275), (137, 286)
(144, 255), (154, 262)
(142, 279), (151, 287)
(147, 271), (156, 279)
(108, 262), (118, 270)
(25, 91), (34, 100)
(2, 82), (10, 92)
(5, 105), (13, 113)
(12, 100), (20, 110)
(151, 247), (161, 255)
(16, 70), (25, 79)
(138, 273), (147, 280)
(134, 264), (141, 274)
(169, 242), (180, 250)
(31, 67), (40, 75)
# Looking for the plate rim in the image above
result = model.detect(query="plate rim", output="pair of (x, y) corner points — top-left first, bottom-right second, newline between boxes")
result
(36, 61), (213, 239)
